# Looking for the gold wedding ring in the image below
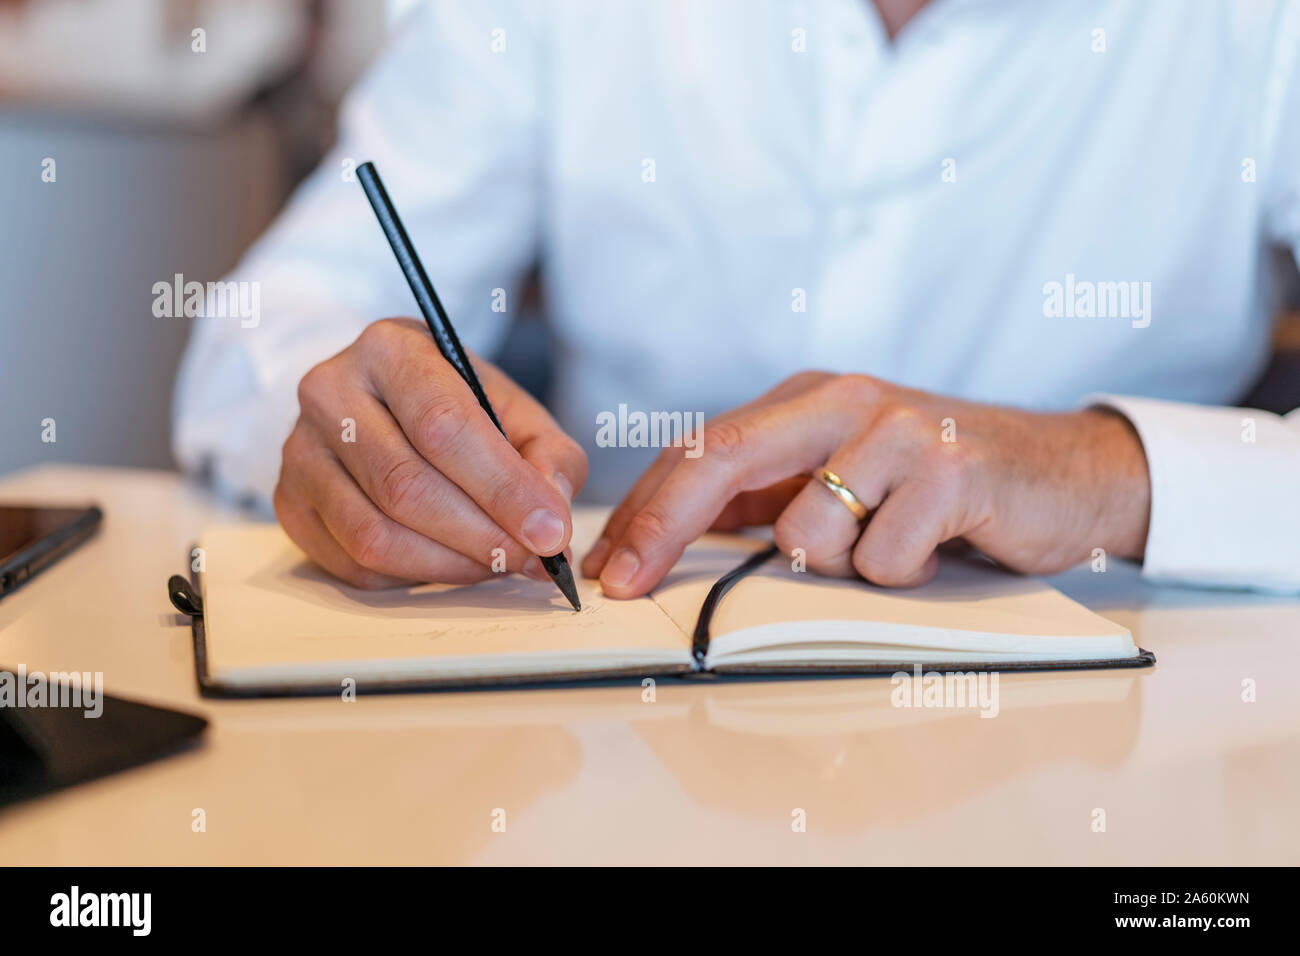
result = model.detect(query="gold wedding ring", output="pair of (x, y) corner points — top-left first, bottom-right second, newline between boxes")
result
(816, 468), (869, 521)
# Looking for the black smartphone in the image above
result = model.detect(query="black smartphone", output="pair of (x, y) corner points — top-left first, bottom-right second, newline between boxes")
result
(0, 504), (103, 599)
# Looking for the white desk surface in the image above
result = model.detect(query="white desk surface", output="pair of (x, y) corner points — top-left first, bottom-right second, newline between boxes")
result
(0, 465), (1296, 865)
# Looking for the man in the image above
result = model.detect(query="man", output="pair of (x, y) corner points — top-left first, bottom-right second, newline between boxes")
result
(173, 0), (1300, 598)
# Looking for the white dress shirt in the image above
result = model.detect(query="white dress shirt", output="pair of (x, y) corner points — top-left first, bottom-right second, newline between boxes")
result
(173, 0), (1300, 592)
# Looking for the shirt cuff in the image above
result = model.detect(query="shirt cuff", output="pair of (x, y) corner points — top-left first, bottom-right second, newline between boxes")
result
(1086, 394), (1300, 593)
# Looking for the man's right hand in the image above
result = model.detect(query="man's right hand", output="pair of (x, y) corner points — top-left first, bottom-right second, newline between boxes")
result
(273, 317), (586, 589)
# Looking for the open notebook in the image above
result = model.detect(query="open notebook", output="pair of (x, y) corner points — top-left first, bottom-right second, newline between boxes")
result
(183, 509), (1151, 695)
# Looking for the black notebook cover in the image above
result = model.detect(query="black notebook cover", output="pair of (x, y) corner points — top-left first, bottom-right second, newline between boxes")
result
(168, 553), (1155, 700)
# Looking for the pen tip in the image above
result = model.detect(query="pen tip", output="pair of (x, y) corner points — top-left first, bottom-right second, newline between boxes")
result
(551, 559), (581, 612)
(561, 580), (582, 612)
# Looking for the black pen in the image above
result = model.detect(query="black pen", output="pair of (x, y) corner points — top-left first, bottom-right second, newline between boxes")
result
(356, 161), (581, 611)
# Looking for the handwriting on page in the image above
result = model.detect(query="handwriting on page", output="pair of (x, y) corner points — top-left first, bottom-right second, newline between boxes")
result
(287, 595), (611, 642)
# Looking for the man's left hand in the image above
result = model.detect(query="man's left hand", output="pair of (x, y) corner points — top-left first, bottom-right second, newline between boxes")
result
(582, 372), (1151, 596)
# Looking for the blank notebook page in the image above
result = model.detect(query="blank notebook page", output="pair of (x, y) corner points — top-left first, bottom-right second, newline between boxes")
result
(198, 518), (690, 685)
(649, 534), (1136, 663)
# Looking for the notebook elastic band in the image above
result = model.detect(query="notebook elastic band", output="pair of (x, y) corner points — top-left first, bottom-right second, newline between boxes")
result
(690, 544), (779, 669)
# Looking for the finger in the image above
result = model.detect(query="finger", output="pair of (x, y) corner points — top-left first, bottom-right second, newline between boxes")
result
(517, 430), (586, 506)
(771, 432), (912, 576)
(599, 397), (842, 598)
(851, 480), (958, 587)
(583, 374), (831, 577)
(299, 376), (538, 574)
(478, 360), (589, 503)
(581, 446), (679, 577)
(273, 481), (407, 590)
(356, 320), (573, 557)
(300, 443), (496, 585)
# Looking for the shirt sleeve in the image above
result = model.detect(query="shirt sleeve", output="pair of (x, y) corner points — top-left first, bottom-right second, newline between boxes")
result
(171, 0), (543, 506)
(1083, 10), (1300, 594)
(1086, 395), (1300, 593)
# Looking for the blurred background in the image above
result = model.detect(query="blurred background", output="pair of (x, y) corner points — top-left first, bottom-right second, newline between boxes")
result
(0, 0), (395, 477)
(1, 0), (1298, 480)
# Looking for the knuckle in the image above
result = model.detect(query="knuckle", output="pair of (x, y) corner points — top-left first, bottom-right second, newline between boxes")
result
(781, 369), (831, 392)
(485, 469), (530, 523)
(376, 456), (427, 515)
(347, 514), (394, 570)
(874, 402), (926, 438)
(414, 392), (470, 450)
(279, 426), (319, 483)
(829, 373), (882, 406)
(626, 506), (675, 550)
(279, 426), (306, 467)
(701, 419), (749, 462)
(359, 317), (405, 350)
(296, 363), (332, 416)
(359, 318), (426, 367)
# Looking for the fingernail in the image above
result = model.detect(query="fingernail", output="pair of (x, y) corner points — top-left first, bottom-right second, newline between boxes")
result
(601, 548), (640, 590)
(550, 472), (574, 504)
(521, 508), (565, 555)
(584, 536), (612, 575)
(522, 556), (550, 581)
